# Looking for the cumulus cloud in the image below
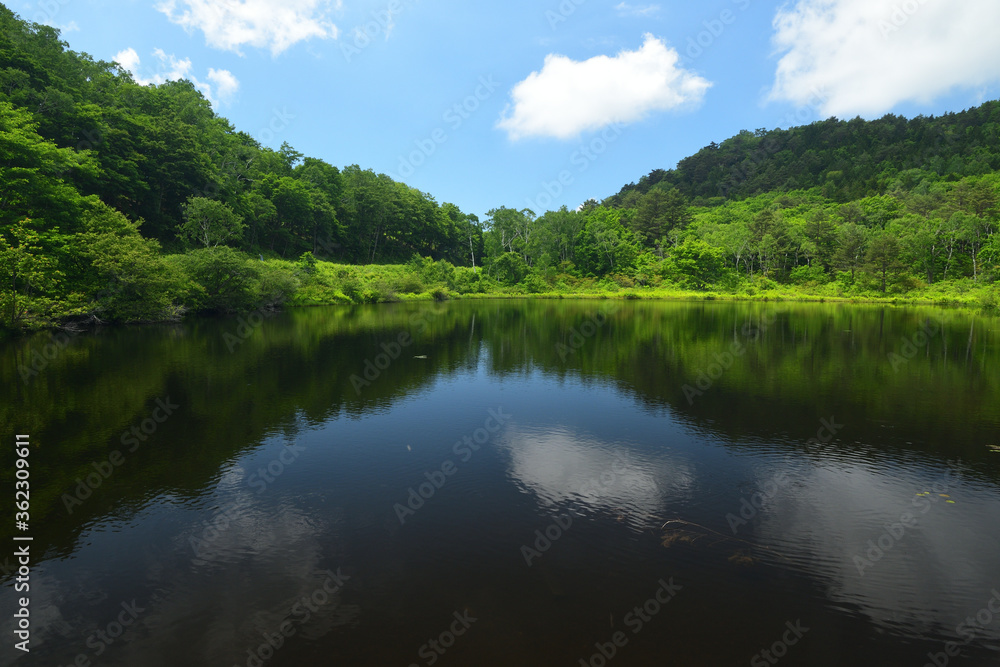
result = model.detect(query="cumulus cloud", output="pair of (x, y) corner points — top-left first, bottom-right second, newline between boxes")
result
(206, 68), (240, 101)
(114, 47), (240, 107)
(497, 34), (711, 140)
(769, 0), (1000, 118)
(114, 47), (142, 74)
(156, 0), (340, 56)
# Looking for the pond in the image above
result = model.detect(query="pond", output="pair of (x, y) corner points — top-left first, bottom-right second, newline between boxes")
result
(2, 299), (1000, 666)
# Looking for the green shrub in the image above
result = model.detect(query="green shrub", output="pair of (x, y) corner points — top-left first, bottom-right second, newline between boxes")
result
(296, 251), (318, 276)
(78, 205), (186, 322)
(448, 266), (483, 294)
(490, 252), (528, 286)
(256, 263), (300, 308)
(980, 284), (1000, 312)
(789, 265), (829, 286)
(521, 273), (547, 294)
(751, 275), (780, 291)
(396, 274), (425, 294)
(608, 273), (635, 288)
(168, 246), (262, 314)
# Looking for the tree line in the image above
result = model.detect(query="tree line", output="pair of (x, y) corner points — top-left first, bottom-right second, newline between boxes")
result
(0, 7), (482, 327)
(478, 171), (998, 296)
(2, 4), (998, 330)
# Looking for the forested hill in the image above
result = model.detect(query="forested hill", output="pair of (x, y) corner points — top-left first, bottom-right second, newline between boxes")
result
(0, 6), (482, 263)
(605, 102), (1000, 206)
(2, 4), (998, 331)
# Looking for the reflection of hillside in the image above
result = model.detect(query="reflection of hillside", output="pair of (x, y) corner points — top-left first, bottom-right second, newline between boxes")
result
(1, 300), (998, 563)
(0, 303), (478, 557)
(477, 301), (1000, 462)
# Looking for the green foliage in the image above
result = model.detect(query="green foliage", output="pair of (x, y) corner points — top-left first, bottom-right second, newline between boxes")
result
(664, 238), (726, 289)
(521, 273), (548, 294)
(168, 247), (264, 314)
(606, 104), (1000, 203)
(865, 232), (906, 293)
(981, 284), (1000, 312)
(78, 202), (183, 322)
(789, 265), (829, 286)
(256, 261), (301, 309)
(491, 252), (529, 286)
(3, 3), (1000, 326)
(0, 218), (62, 328)
(296, 251), (318, 276)
(179, 196), (245, 248)
(447, 267), (484, 294)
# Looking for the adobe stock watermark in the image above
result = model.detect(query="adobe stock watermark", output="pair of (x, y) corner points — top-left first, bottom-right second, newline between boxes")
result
(545, 0), (586, 30)
(223, 306), (270, 353)
(577, 578), (682, 667)
(350, 305), (448, 394)
(406, 609), (477, 667)
(750, 620), (809, 667)
(315, 233), (342, 259)
(519, 512), (574, 567)
(683, 310), (778, 404)
(852, 471), (955, 577)
(394, 75), (500, 180)
(678, 0), (754, 67)
(878, 0), (932, 38)
(521, 452), (653, 566)
(190, 442), (306, 562)
(340, 0), (418, 63)
(555, 303), (619, 361)
(192, 106), (293, 201)
(234, 569), (350, 667)
(726, 417), (841, 533)
(923, 589), (1000, 667)
(718, 88), (828, 197)
(394, 408), (511, 524)
(887, 316), (944, 371)
(31, 0), (72, 27)
(53, 589), (167, 667)
(725, 470), (790, 534)
(61, 397), (181, 514)
(525, 123), (624, 212)
(17, 328), (80, 383)
(256, 107), (295, 147)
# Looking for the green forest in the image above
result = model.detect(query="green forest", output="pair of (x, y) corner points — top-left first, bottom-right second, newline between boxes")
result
(2, 6), (999, 332)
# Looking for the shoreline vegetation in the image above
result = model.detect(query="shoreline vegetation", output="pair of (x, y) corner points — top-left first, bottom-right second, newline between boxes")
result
(6, 254), (997, 340)
(2, 8), (999, 335)
(284, 258), (999, 310)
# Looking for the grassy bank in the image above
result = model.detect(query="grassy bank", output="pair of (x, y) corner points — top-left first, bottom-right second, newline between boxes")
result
(288, 257), (1000, 312)
(4, 252), (998, 336)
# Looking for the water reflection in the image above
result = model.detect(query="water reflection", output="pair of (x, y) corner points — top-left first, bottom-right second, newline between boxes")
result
(2, 300), (999, 666)
(501, 424), (683, 526)
(756, 456), (1000, 644)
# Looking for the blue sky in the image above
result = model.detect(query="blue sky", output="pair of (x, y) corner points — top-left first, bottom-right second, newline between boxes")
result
(17, 0), (1000, 220)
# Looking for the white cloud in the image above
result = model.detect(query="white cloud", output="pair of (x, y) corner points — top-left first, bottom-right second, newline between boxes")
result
(497, 34), (711, 140)
(769, 0), (1000, 118)
(46, 20), (80, 33)
(156, 0), (341, 56)
(206, 68), (240, 101)
(615, 2), (660, 17)
(114, 48), (240, 108)
(114, 47), (142, 73)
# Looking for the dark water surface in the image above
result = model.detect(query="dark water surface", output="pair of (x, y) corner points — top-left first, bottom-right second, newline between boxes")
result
(2, 299), (1000, 667)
